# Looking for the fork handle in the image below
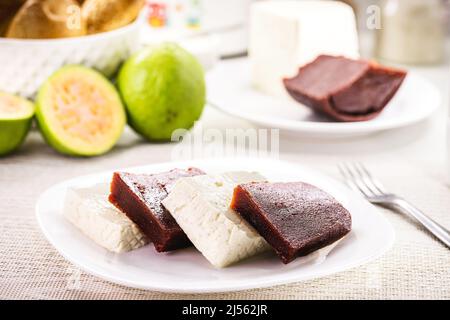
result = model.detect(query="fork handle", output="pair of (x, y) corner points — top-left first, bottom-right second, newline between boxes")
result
(392, 198), (450, 248)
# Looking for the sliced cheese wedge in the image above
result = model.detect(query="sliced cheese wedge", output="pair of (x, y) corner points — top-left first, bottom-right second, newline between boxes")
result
(64, 184), (148, 253)
(162, 172), (270, 268)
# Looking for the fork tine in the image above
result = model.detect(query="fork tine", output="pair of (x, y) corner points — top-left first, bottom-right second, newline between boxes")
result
(338, 163), (361, 194)
(353, 163), (383, 196)
(338, 163), (372, 198)
(357, 163), (387, 195)
(345, 163), (376, 197)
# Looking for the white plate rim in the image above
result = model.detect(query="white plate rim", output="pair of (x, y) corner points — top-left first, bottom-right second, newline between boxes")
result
(35, 158), (395, 293)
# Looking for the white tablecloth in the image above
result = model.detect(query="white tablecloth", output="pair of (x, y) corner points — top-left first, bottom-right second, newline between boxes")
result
(1, 121), (449, 299)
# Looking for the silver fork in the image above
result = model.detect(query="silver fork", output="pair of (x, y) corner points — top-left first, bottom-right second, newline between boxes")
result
(339, 163), (450, 249)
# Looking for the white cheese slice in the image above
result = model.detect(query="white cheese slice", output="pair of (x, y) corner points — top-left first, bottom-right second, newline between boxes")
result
(249, 0), (360, 97)
(64, 184), (148, 253)
(162, 172), (270, 268)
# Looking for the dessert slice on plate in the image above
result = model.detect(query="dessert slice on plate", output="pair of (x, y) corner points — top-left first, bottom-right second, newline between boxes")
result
(162, 172), (271, 268)
(109, 168), (204, 252)
(64, 183), (148, 253)
(283, 55), (407, 122)
(231, 182), (352, 263)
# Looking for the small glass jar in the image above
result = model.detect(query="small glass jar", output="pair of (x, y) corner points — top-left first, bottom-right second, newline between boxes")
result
(375, 0), (446, 65)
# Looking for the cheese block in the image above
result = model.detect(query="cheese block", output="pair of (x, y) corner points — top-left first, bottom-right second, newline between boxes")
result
(64, 184), (149, 253)
(162, 172), (270, 268)
(249, 0), (360, 97)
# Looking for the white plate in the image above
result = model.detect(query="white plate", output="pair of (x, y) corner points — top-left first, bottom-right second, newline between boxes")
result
(207, 58), (441, 138)
(36, 158), (394, 293)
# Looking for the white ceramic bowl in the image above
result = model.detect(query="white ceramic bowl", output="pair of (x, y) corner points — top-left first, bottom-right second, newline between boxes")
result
(0, 19), (142, 98)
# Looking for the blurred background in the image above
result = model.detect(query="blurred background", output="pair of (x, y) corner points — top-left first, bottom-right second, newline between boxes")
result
(1, 0), (448, 96)
(138, 0), (450, 179)
(0, 0), (449, 161)
(140, 0), (450, 63)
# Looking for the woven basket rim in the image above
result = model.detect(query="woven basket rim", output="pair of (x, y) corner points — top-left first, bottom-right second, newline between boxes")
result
(0, 16), (143, 45)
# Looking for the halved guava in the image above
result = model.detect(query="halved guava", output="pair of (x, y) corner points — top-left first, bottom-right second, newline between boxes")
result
(36, 65), (126, 156)
(0, 92), (34, 156)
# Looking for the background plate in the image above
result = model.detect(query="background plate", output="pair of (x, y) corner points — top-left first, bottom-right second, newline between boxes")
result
(36, 158), (395, 293)
(207, 59), (441, 138)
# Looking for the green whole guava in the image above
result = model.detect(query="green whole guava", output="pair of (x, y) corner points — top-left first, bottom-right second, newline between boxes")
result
(118, 43), (206, 142)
